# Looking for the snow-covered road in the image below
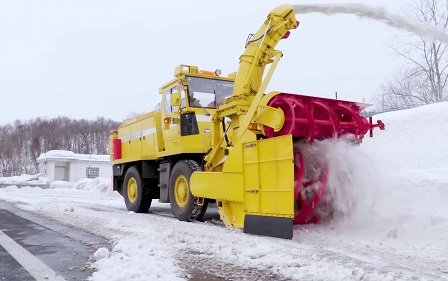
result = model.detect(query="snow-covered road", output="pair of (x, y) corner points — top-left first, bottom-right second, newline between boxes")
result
(0, 171), (446, 281)
(1, 102), (448, 281)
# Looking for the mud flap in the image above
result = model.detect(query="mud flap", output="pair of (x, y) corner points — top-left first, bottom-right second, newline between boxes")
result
(244, 215), (293, 239)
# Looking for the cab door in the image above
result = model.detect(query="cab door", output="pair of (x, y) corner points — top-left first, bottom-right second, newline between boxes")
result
(162, 84), (181, 152)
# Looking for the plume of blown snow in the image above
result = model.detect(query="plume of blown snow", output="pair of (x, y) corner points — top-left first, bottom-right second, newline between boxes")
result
(323, 140), (380, 219)
(298, 139), (382, 222)
(293, 4), (448, 44)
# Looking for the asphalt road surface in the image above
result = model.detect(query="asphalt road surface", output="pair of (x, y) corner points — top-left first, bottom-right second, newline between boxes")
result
(0, 244), (35, 281)
(0, 201), (107, 281)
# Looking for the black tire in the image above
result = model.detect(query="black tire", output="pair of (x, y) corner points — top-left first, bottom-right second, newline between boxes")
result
(194, 199), (210, 222)
(169, 160), (208, 221)
(123, 166), (151, 213)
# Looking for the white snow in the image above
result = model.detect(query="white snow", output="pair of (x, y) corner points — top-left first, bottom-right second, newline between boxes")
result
(37, 150), (110, 162)
(0, 173), (48, 185)
(93, 248), (110, 260)
(1, 102), (448, 280)
(50, 178), (112, 193)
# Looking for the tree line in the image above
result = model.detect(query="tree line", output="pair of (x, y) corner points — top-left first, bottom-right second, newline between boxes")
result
(0, 117), (120, 177)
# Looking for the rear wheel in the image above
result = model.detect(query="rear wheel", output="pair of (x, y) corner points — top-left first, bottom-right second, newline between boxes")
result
(123, 166), (151, 213)
(169, 160), (208, 221)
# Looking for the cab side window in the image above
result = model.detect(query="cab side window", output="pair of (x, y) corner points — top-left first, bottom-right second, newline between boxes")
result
(164, 86), (179, 114)
(164, 89), (171, 114)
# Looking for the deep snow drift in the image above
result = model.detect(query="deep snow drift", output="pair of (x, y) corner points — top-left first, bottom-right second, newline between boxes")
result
(0, 102), (447, 281)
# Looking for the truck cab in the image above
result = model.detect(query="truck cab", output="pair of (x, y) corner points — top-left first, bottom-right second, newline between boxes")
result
(159, 64), (234, 156)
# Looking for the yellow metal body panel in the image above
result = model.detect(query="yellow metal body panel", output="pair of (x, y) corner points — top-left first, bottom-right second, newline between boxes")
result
(190, 135), (295, 226)
(113, 112), (162, 164)
(242, 135), (294, 217)
(130, 122), (141, 156)
(190, 172), (244, 202)
(190, 172), (246, 227)
(158, 121), (214, 157)
(222, 201), (245, 228)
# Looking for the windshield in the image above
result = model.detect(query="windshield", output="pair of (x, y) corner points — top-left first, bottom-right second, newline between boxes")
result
(183, 76), (234, 109)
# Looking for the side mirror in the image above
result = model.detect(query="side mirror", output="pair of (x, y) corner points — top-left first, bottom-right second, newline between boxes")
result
(171, 93), (181, 107)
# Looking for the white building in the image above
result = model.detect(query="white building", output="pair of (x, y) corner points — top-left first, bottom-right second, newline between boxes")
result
(37, 150), (112, 183)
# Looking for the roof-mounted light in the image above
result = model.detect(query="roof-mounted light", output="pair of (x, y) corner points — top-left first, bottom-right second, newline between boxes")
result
(182, 65), (190, 73)
(174, 64), (198, 76)
(215, 69), (222, 76)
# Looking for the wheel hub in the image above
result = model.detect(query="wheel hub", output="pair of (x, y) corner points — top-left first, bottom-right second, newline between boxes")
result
(174, 175), (189, 207)
(127, 177), (138, 203)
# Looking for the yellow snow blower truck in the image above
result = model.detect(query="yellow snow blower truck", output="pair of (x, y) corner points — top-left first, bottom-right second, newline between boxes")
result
(110, 4), (384, 239)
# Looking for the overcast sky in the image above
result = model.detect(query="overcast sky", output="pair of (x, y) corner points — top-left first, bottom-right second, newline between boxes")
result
(0, 0), (412, 124)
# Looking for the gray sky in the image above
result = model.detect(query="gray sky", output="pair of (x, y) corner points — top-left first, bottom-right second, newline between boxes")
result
(0, 0), (411, 124)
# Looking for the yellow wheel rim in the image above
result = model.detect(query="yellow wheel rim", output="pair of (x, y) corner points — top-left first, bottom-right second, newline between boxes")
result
(127, 177), (138, 203)
(174, 175), (189, 207)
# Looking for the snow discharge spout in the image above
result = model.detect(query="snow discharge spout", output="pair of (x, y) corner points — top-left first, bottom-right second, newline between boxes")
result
(293, 3), (448, 44)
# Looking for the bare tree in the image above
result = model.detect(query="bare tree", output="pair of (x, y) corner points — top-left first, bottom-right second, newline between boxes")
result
(0, 117), (120, 177)
(376, 0), (448, 111)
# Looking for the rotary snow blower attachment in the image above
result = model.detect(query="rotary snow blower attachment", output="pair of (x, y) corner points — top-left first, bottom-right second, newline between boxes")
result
(190, 4), (384, 239)
(265, 93), (385, 225)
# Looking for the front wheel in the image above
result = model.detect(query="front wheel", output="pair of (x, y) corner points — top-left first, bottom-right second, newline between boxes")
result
(123, 166), (151, 213)
(169, 160), (208, 221)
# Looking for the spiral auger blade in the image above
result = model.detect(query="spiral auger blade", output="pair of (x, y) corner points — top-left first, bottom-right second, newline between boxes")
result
(293, 146), (331, 224)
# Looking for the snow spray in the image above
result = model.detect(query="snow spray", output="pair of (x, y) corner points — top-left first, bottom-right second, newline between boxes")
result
(294, 139), (380, 221)
(293, 3), (448, 44)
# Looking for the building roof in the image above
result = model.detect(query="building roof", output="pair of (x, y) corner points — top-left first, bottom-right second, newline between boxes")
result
(36, 150), (110, 163)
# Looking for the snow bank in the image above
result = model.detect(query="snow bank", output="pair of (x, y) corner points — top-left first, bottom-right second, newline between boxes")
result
(51, 178), (112, 192)
(363, 101), (448, 170)
(331, 101), (448, 245)
(0, 173), (48, 185)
